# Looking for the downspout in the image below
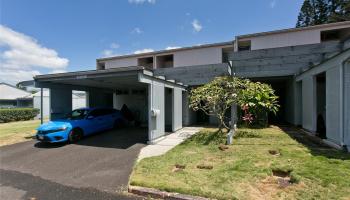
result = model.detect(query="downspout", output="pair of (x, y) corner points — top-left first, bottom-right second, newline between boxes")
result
(340, 59), (347, 150)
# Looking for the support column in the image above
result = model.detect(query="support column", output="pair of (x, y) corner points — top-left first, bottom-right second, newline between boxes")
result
(294, 80), (302, 126)
(344, 61), (350, 148)
(40, 88), (43, 124)
(326, 66), (342, 144)
(302, 76), (317, 132)
(172, 87), (182, 132)
(50, 88), (72, 120)
(148, 81), (165, 143)
(113, 92), (118, 109)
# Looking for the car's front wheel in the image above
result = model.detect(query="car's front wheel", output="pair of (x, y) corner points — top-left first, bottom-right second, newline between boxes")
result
(68, 128), (83, 143)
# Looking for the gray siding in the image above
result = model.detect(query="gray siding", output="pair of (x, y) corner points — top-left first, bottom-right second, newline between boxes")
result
(154, 63), (230, 86)
(229, 41), (342, 78)
(50, 88), (72, 120)
(302, 77), (316, 132)
(148, 82), (165, 140)
(172, 87), (182, 131)
(326, 66), (342, 144)
(344, 61), (350, 147)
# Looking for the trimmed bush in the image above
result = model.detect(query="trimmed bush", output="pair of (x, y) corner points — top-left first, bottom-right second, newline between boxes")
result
(0, 108), (39, 123)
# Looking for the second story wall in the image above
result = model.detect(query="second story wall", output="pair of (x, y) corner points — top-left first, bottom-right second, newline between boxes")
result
(236, 22), (350, 51)
(243, 29), (321, 50)
(98, 44), (232, 70)
(105, 57), (137, 69)
(173, 46), (224, 67)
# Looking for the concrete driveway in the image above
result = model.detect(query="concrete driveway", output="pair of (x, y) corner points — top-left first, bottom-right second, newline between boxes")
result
(0, 127), (147, 200)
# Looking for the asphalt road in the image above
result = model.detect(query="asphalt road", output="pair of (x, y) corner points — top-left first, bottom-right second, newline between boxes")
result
(0, 127), (148, 200)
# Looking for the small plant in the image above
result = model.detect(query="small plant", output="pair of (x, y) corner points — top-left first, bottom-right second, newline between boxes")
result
(241, 104), (254, 126)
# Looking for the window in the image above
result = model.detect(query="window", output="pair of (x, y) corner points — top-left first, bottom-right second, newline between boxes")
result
(116, 89), (129, 95)
(97, 62), (105, 70)
(65, 109), (89, 120)
(156, 54), (174, 68)
(321, 28), (350, 42)
(238, 40), (251, 51)
(138, 57), (154, 69)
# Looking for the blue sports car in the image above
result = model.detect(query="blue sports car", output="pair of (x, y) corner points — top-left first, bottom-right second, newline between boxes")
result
(36, 107), (125, 143)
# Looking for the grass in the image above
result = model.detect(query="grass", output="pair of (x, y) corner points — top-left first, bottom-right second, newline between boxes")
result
(0, 120), (41, 146)
(130, 126), (350, 200)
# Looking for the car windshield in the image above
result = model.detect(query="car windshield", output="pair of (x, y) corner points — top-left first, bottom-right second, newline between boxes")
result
(65, 109), (89, 120)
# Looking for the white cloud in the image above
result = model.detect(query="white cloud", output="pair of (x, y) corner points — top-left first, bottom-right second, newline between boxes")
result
(0, 25), (69, 84)
(131, 27), (143, 34)
(50, 69), (66, 74)
(134, 48), (154, 54)
(101, 43), (120, 57)
(0, 69), (41, 85)
(270, 0), (277, 8)
(128, 0), (155, 4)
(101, 49), (119, 57)
(165, 46), (181, 50)
(110, 42), (120, 49)
(191, 19), (202, 32)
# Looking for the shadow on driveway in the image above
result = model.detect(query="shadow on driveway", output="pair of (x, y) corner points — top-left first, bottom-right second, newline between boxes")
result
(34, 127), (148, 149)
(0, 127), (148, 198)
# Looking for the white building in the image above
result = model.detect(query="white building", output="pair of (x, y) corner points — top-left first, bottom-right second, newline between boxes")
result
(0, 82), (32, 108)
(33, 21), (350, 150)
(26, 90), (86, 119)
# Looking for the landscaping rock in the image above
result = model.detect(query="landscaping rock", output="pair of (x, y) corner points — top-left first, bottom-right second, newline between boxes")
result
(277, 177), (291, 188)
(175, 164), (186, 169)
(172, 164), (186, 172)
(218, 144), (229, 151)
(196, 164), (213, 170)
(268, 149), (280, 156)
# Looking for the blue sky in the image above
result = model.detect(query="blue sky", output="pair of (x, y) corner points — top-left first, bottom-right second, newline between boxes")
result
(0, 0), (304, 84)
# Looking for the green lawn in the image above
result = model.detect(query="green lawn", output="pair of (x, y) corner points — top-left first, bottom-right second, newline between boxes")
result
(130, 126), (350, 200)
(0, 120), (41, 146)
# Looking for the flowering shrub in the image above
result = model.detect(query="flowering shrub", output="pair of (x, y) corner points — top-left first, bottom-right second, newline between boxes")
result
(189, 76), (279, 131)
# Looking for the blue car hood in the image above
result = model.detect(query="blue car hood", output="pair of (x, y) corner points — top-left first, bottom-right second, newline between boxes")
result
(37, 120), (72, 131)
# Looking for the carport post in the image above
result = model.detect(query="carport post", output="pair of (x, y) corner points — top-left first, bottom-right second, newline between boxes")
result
(40, 87), (43, 124)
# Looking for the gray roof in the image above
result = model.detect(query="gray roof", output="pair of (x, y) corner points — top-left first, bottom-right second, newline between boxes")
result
(0, 82), (31, 100)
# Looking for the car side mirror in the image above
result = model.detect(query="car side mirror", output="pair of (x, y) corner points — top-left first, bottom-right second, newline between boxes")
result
(87, 115), (94, 120)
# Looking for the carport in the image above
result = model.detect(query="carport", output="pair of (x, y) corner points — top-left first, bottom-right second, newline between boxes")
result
(34, 66), (186, 143)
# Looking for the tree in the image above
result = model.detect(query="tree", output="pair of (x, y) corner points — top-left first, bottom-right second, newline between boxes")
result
(189, 77), (280, 132)
(328, 0), (350, 22)
(189, 76), (246, 132)
(296, 0), (350, 27)
(296, 0), (329, 27)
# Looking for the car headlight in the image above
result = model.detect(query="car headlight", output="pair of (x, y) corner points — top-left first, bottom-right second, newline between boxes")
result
(42, 127), (68, 134)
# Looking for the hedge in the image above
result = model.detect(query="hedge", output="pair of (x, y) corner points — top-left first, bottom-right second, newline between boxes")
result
(0, 108), (40, 123)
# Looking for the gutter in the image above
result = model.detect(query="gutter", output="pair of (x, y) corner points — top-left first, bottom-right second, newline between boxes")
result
(340, 59), (348, 150)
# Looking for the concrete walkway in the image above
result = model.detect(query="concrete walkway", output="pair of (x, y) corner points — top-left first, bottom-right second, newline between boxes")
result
(138, 127), (203, 161)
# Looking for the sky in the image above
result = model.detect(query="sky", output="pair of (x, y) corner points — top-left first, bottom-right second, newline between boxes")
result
(0, 0), (304, 85)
